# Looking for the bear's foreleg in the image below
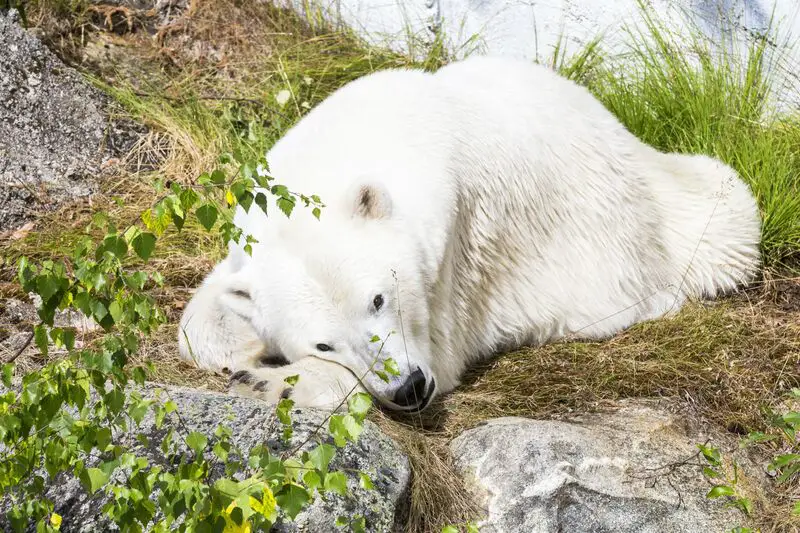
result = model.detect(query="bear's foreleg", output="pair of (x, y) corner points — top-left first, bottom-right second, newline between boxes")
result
(227, 356), (367, 411)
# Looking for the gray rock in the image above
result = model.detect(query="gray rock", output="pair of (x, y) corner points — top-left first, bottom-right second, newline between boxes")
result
(0, 10), (144, 232)
(450, 402), (759, 533)
(0, 385), (410, 532)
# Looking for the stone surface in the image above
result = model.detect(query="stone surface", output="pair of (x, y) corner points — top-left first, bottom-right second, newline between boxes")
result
(0, 385), (410, 532)
(450, 401), (759, 533)
(0, 10), (143, 232)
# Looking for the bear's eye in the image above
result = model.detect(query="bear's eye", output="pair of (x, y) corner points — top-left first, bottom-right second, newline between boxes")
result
(373, 294), (384, 311)
(316, 343), (333, 352)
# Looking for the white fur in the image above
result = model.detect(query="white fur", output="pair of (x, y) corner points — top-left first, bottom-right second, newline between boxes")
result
(178, 56), (761, 411)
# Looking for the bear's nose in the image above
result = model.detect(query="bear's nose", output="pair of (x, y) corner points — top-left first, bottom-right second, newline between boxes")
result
(393, 368), (428, 407)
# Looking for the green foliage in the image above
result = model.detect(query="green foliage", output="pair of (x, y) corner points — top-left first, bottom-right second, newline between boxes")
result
(0, 152), (372, 532)
(700, 389), (800, 531)
(699, 442), (754, 523)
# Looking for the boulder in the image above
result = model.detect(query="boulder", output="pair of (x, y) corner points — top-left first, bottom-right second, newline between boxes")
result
(0, 385), (411, 532)
(450, 401), (760, 533)
(0, 10), (143, 232)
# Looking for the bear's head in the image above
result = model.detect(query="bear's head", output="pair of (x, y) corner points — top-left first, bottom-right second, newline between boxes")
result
(214, 182), (439, 412)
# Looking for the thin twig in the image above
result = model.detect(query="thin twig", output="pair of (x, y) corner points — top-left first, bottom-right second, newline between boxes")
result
(4, 330), (34, 364)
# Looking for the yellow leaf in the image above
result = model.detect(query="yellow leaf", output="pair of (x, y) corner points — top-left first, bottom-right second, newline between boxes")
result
(225, 501), (237, 515)
(50, 513), (62, 529)
(251, 487), (277, 520)
(222, 503), (252, 533)
(226, 190), (235, 207)
(223, 520), (251, 533)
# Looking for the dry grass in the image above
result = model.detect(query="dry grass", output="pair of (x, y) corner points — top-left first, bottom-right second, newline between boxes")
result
(3, 1), (800, 531)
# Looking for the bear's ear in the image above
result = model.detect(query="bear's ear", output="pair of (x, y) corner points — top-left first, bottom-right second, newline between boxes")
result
(350, 182), (393, 220)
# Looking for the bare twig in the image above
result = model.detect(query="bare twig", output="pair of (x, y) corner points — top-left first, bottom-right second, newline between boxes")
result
(4, 330), (34, 364)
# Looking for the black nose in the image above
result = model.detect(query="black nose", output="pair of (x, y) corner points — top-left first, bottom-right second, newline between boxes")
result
(393, 369), (428, 407)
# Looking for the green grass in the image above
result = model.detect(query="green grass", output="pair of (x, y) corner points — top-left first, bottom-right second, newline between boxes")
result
(551, 4), (800, 268)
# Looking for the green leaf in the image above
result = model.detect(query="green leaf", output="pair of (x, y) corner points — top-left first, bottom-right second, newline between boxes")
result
(275, 483), (311, 520)
(382, 358), (400, 376)
(323, 471), (347, 496)
(196, 204), (219, 231)
(358, 472), (374, 490)
(706, 485), (735, 498)
(276, 398), (294, 425)
(793, 500), (800, 515)
(186, 432), (208, 455)
(352, 516), (366, 533)
(1, 364), (12, 388)
(348, 393), (372, 420)
(375, 370), (389, 383)
(329, 415), (348, 447)
(284, 374), (300, 386)
(782, 411), (800, 428)
(335, 516), (348, 527)
(36, 275), (60, 302)
(769, 453), (800, 469)
(102, 235), (128, 259)
(109, 300), (124, 324)
(90, 300), (108, 322)
(776, 462), (800, 484)
(303, 470), (322, 491)
(179, 187), (199, 211)
(698, 444), (721, 466)
(132, 232), (157, 261)
(277, 197), (295, 218)
(441, 527), (459, 533)
(211, 169), (227, 185)
(81, 467), (109, 494)
(312, 207), (321, 220)
(702, 467), (720, 479)
(307, 444), (336, 473)
(95, 427), (113, 451)
(342, 414), (363, 442)
(238, 191), (254, 213)
(62, 328), (75, 350)
(34, 325), (48, 357)
(255, 193), (268, 215)
(133, 366), (147, 386)
(735, 497), (753, 516)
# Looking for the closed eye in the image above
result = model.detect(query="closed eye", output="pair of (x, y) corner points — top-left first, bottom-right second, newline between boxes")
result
(258, 353), (290, 367)
(230, 289), (251, 300)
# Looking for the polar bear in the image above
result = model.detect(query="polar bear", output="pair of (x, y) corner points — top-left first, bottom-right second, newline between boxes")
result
(178, 56), (761, 413)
